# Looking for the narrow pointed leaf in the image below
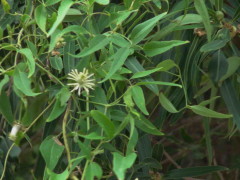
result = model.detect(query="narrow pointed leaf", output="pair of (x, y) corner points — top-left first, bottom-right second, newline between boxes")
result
(194, 0), (212, 41)
(100, 47), (133, 82)
(220, 79), (240, 129)
(189, 105), (232, 119)
(45, 0), (61, 6)
(91, 110), (115, 139)
(143, 40), (189, 57)
(131, 86), (149, 115)
(159, 92), (178, 113)
(136, 81), (182, 88)
(35, 4), (47, 33)
(13, 69), (40, 96)
(46, 99), (66, 122)
(18, 48), (35, 77)
(131, 67), (162, 79)
(129, 12), (167, 44)
(125, 57), (159, 95)
(0, 75), (9, 93)
(165, 166), (227, 179)
(72, 35), (109, 58)
(0, 90), (14, 125)
(95, 0), (109, 5)
(47, 0), (74, 36)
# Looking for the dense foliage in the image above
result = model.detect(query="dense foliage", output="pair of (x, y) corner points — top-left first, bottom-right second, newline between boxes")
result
(0, 0), (240, 179)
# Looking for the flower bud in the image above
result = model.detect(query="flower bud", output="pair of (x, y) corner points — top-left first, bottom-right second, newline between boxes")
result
(9, 123), (21, 141)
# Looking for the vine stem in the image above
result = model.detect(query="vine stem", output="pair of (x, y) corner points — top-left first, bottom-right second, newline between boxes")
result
(0, 144), (14, 180)
(86, 94), (90, 131)
(0, 99), (55, 179)
(62, 101), (72, 170)
(36, 63), (65, 87)
(24, 99), (55, 134)
(81, 141), (104, 180)
(81, 160), (90, 180)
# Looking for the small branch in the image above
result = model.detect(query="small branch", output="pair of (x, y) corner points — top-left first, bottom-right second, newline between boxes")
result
(213, 158), (224, 180)
(163, 151), (205, 180)
(24, 99), (55, 134)
(0, 144), (15, 180)
(62, 101), (72, 169)
(163, 150), (181, 169)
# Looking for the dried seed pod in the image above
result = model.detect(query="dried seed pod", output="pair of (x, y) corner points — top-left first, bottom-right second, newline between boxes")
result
(51, 50), (61, 56)
(194, 28), (206, 37)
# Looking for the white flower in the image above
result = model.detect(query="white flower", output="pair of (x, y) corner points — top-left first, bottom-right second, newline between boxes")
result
(67, 68), (95, 96)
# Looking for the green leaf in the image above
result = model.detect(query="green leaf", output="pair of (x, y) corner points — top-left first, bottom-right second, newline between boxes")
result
(199, 96), (221, 106)
(63, 37), (75, 74)
(58, 87), (71, 106)
(114, 115), (130, 137)
(13, 69), (40, 97)
(175, 14), (203, 25)
(26, 41), (38, 57)
(129, 12), (167, 44)
(47, 168), (69, 180)
(165, 166), (227, 179)
(113, 152), (137, 180)
(95, 0), (109, 5)
(78, 132), (105, 140)
(49, 25), (87, 52)
(21, 94), (48, 126)
(136, 81), (182, 88)
(200, 39), (228, 52)
(194, 0), (212, 41)
(46, 88), (70, 122)
(35, 4), (47, 33)
(124, 90), (134, 108)
(0, 75), (9, 92)
(40, 136), (65, 170)
(66, 8), (82, 16)
(131, 86), (149, 115)
(73, 35), (109, 58)
(125, 57), (159, 95)
(45, 0), (61, 6)
(131, 67), (162, 79)
(91, 87), (108, 113)
(208, 50), (228, 83)
(46, 99), (66, 122)
(0, 90), (14, 125)
(156, 59), (178, 72)
(220, 56), (240, 81)
(126, 126), (138, 155)
(47, 0), (74, 36)
(135, 115), (164, 136)
(85, 162), (103, 180)
(18, 48), (35, 77)
(220, 79), (240, 129)
(1, 0), (10, 13)
(90, 110), (115, 139)
(0, 27), (3, 39)
(49, 56), (63, 71)
(110, 11), (133, 26)
(143, 40), (189, 57)
(159, 92), (178, 113)
(188, 105), (232, 119)
(100, 47), (133, 82)
(110, 33), (131, 47)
